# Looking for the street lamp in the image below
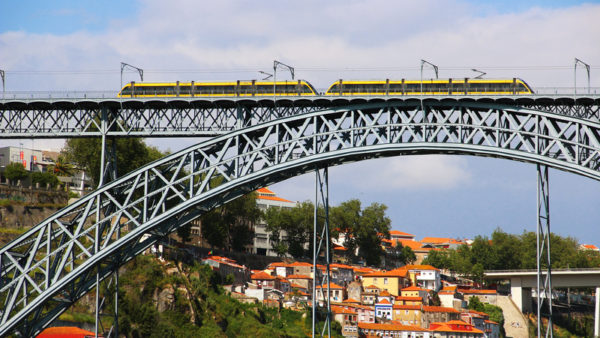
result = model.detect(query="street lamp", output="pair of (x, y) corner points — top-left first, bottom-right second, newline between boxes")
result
(574, 58), (591, 94)
(120, 62), (144, 95)
(273, 60), (295, 101)
(471, 69), (486, 79)
(420, 59), (438, 95)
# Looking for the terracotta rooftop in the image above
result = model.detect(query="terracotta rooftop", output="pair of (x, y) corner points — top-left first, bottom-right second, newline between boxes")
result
(405, 264), (439, 271)
(392, 304), (421, 310)
(459, 289), (497, 294)
(251, 271), (275, 280)
(316, 282), (343, 289)
(331, 305), (357, 315)
(287, 274), (312, 279)
(256, 187), (294, 203)
(389, 230), (415, 237)
(343, 298), (361, 303)
(423, 306), (460, 313)
(358, 322), (428, 332)
(402, 286), (427, 292)
(363, 267), (408, 278)
(429, 320), (483, 334)
(38, 326), (99, 338)
(377, 298), (392, 305)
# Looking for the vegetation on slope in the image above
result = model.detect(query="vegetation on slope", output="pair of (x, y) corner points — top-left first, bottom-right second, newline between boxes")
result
(94, 255), (330, 337)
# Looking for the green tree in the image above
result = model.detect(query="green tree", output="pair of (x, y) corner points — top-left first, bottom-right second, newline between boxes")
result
(387, 243), (416, 267)
(47, 155), (75, 177)
(201, 192), (262, 252)
(31, 171), (60, 188)
(264, 201), (316, 258)
(63, 137), (164, 186)
(4, 162), (28, 183)
(331, 199), (391, 266)
(422, 249), (451, 270)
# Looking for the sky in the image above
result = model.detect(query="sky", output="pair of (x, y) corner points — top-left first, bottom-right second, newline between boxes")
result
(1, 0), (600, 246)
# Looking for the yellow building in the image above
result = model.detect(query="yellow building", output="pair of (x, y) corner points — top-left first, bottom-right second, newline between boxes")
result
(361, 267), (409, 296)
(392, 304), (422, 326)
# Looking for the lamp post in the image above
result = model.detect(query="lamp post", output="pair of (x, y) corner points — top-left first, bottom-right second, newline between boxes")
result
(471, 69), (486, 79)
(420, 59), (438, 95)
(273, 60), (295, 103)
(574, 58), (591, 94)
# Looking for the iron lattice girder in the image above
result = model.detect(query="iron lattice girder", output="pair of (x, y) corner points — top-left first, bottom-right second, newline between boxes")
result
(0, 96), (599, 138)
(3, 102), (600, 335)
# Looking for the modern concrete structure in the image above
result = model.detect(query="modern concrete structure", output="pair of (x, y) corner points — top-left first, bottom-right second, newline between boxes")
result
(485, 269), (600, 336)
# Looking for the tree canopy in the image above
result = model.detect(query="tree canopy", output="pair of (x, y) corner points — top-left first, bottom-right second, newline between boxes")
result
(265, 198), (391, 266)
(423, 228), (600, 283)
(4, 162), (29, 182)
(63, 137), (164, 186)
(200, 191), (262, 252)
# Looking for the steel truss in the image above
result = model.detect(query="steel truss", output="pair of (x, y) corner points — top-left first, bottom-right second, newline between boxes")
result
(311, 167), (332, 337)
(537, 164), (553, 337)
(0, 96), (599, 138)
(3, 101), (600, 336)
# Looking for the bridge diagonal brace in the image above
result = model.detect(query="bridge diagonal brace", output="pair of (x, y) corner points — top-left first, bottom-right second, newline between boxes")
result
(537, 164), (553, 338)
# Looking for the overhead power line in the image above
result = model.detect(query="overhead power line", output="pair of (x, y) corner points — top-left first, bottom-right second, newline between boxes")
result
(4, 65), (597, 76)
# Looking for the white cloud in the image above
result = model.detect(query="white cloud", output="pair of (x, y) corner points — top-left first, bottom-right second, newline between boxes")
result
(333, 155), (471, 190)
(1, 1), (599, 91)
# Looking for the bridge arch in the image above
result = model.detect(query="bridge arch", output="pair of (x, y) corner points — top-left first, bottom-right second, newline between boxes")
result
(2, 101), (600, 335)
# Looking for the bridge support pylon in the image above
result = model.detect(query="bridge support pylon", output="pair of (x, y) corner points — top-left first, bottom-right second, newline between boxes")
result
(312, 166), (331, 337)
(537, 164), (553, 338)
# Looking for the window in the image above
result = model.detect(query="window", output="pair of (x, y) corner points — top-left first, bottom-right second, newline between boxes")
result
(384, 278), (388, 285)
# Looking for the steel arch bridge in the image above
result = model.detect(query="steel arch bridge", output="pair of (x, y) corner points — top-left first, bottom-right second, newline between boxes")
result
(1, 95), (599, 138)
(2, 100), (600, 336)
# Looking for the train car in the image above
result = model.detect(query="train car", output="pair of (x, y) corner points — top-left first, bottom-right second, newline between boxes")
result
(324, 78), (534, 95)
(118, 80), (318, 97)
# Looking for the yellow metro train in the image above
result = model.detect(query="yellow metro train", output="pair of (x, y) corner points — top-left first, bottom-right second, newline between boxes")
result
(118, 78), (533, 97)
(118, 80), (317, 97)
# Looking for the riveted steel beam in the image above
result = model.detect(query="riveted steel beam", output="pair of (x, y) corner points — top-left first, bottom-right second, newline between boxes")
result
(3, 102), (600, 335)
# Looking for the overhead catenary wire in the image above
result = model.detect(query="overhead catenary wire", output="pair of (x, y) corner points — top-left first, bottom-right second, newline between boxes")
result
(4, 65), (598, 76)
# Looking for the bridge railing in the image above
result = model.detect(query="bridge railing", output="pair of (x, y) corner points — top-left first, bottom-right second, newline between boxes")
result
(1, 88), (599, 100)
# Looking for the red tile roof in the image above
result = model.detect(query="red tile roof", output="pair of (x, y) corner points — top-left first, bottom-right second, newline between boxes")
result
(343, 298), (361, 303)
(316, 282), (343, 289)
(423, 306), (460, 313)
(287, 274), (312, 279)
(358, 322), (427, 332)
(363, 267), (408, 278)
(459, 289), (497, 295)
(331, 305), (357, 315)
(392, 304), (421, 310)
(377, 298), (392, 305)
(389, 230), (415, 237)
(251, 271), (275, 280)
(405, 264), (439, 271)
(38, 327), (99, 338)
(395, 296), (423, 301)
(429, 320), (483, 334)
(402, 286), (427, 292)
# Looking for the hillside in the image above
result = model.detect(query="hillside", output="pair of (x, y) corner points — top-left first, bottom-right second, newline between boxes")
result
(61, 254), (338, 337)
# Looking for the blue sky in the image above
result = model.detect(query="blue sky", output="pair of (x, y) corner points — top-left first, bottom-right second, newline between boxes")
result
(1, 0), (600, 246)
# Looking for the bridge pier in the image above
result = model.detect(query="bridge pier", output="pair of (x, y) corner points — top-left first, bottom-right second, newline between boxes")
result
(510, 279), (533, 313)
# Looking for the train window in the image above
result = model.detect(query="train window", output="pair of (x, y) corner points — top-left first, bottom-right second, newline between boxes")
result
(178, 86), (191, 95)
(406, 83), (419, 92)
(389, 84), (403, 92)
(452, 83), (465, 92)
